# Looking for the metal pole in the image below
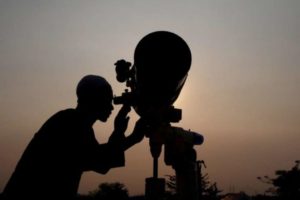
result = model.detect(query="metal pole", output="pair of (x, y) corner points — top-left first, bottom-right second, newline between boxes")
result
(153, 157), (158, 178)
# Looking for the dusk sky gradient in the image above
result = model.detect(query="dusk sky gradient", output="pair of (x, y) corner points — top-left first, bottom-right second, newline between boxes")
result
(0, 0), (299, 196)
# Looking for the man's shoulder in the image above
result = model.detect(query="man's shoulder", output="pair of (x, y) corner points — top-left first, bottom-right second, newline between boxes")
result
(52, 108), (78, 117)
(53, 108), (78, 119)
(41, 109), (80, 129)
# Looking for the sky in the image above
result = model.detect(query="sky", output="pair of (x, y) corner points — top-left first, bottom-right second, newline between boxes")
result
(0, 0), (299, 196)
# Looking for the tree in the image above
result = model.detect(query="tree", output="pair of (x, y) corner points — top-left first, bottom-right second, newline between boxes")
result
(89, 182), (129, 200)
(165, 160), (222, 200)
(257, 160), (300, 200)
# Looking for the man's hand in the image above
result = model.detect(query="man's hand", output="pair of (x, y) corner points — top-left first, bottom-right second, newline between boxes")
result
(130, 118), (148, 143)
(114, 105), (131, 134)
(109, 105), (131, 143)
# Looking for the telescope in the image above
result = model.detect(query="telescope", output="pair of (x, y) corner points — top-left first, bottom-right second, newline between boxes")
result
(114, 31), (191, 123)
(114, 31), (203, 200)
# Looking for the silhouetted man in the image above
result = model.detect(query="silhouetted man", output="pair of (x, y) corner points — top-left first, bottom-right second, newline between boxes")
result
(2, 75), (146, 200)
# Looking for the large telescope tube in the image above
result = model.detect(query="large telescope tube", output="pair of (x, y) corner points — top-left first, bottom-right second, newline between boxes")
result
(133, 31), (192, 119)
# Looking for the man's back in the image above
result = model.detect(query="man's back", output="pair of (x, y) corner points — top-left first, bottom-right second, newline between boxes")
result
(2, 109), (93, 199)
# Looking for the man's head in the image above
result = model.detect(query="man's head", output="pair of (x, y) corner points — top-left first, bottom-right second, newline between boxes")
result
(76, 75), (114, 122)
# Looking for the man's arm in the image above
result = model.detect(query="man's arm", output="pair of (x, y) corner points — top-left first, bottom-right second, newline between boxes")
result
(108, 104), (146, 151)
(89, 105), (146, 173)
(119, 118), (146, 151)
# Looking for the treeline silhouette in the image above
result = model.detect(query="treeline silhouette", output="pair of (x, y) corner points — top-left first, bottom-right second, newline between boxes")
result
(1, 160), (299, 200)
(76, 182), (130, 200)
(74, 160), (299, 200)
